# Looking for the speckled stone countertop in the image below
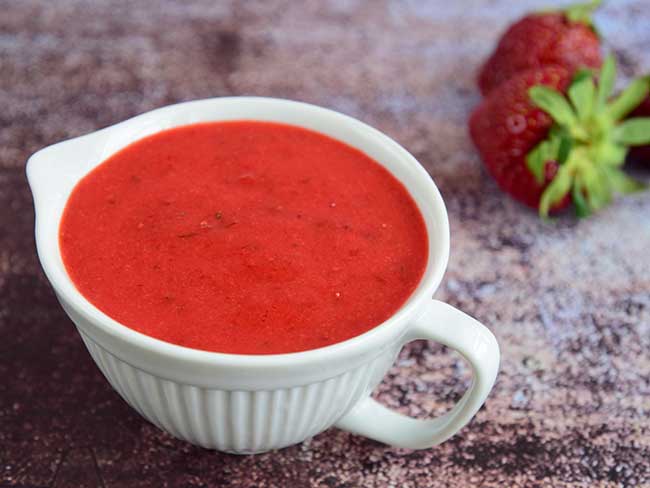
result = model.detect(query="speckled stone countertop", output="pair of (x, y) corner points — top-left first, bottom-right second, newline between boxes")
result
(1, 1), (649, 486)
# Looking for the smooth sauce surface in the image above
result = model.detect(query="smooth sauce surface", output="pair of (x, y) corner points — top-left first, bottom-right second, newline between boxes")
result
(60, 121), (428, 354)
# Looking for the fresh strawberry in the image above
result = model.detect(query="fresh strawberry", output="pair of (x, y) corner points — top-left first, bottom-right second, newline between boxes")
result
(471, 65), (572, 209)
(470, 56), (650, 217)
(478, 1), (602, 96)
(628, 92), (650, 163)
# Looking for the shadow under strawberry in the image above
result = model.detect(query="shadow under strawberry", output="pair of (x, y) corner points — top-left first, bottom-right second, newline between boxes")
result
(627, 93), (650, 164)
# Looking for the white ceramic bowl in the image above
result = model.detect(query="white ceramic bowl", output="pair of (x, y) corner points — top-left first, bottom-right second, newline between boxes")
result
(27, 97), (499, 453)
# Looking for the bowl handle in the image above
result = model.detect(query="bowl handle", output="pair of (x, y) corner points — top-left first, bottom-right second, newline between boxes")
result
(335, 299), (500, 449)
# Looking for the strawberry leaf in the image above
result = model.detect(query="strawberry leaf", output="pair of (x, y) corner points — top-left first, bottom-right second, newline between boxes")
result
(596, 55), (616, 107)
(608, 76), (650, 121)
(593, 142), (628, 167)
(525, 131), (570, 184)
(613, 118), (650, 145)
(568, 74), (595, 120)
(565, 0), (602, 26)
(572, 179), (591, 218)
(572, 69), (593, 85)
(529, 86), (578, 128)
(557, 135), (573, 165)
(584, 168), (612, 211)
(539, 165), (573, 217)
(605, 168), (647, 194)
(526, 141), (550, 185)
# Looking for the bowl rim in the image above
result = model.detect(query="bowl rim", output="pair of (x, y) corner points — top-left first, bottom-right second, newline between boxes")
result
(27, 96), (450, 372)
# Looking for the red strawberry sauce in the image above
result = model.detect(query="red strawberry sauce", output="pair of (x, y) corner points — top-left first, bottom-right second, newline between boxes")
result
(59, 121), (428, 354)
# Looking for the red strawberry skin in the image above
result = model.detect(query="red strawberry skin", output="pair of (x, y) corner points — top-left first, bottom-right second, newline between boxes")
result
(469, 65), (573, 209)
(478, 13), (601, 95)
(629, 95), (650, 162)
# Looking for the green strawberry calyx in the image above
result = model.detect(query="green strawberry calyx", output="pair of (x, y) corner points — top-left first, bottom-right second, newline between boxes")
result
(540, 0), (601, 31)
(526, 55), (650, 217)
(563, 0), (601, 28)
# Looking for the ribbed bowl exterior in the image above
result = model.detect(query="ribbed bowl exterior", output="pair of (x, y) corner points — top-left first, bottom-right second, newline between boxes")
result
(79, 330), (396, 453)
(28, 98), (457, 454)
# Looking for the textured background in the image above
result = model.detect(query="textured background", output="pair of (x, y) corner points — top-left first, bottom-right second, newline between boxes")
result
(2, 1), (650, 487)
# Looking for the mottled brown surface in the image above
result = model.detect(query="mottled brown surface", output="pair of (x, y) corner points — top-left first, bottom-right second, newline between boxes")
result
(1, 1), (650, 487)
